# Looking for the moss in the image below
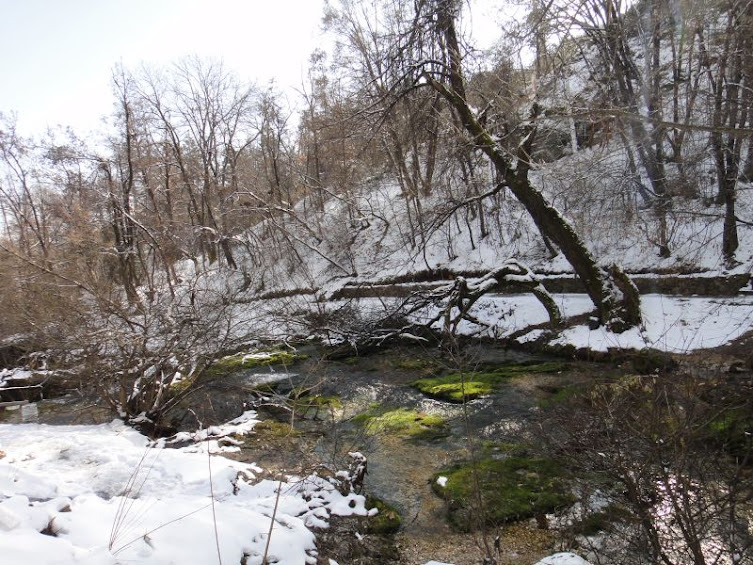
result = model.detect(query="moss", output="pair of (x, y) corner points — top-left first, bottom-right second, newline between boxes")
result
(413, 361), (568, 403)
(478, 441), (531, 458)
(395, 357), (443, 375)
(538, 384), (580, 408)
(204, 349), (307, 379)
(290, 387), (342, 407)
(289, 390), (342, 419)
(252, 420), (300, 438)
(168, 376), (195, 396)
(432, 455), (574, 532)
(355, 407), (448, 440)
(296, 394), (342, 410)
(707, 407), (753, 458)
(364, 495), (402, 534)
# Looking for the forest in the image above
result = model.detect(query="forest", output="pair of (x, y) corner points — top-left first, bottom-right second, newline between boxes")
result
(2, 0), (752, 351)
(1, 1), (752, 563)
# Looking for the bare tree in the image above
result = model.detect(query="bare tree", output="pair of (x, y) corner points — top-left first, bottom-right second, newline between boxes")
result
(403, 0), (642, 330)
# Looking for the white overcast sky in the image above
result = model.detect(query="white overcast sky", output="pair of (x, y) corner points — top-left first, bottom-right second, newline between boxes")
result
(0, 0), (327, 136)
(0, 0), (503, 137)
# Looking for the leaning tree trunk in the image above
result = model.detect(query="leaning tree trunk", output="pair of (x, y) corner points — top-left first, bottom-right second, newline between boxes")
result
(428, 3), (641, 332)
(431, 83), (640, 331)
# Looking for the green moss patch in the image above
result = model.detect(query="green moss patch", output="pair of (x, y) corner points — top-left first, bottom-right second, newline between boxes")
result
(395, 357), (443, 375)
(413, 361), (567, 403)
(252, 420), (300, 438)
(204, 349), (307, 379)
(707, 407), (753, 459)
(364, 495), (402, 534)
(289, 389), (342, 419)
(168, 376), (196, 395)
(432, 456), (574, 532)
(412, 373), (494, 402)
(355, 407), (448, 440)
(537, 384), (580, 408)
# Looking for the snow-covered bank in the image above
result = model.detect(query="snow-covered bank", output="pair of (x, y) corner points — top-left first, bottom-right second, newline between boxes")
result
(227, 291), (753, 354)
(0, 417), (371, 565)
(0, 416), (592, 565)
(386, 292), (753, 353)
(546, 294), (753, 352)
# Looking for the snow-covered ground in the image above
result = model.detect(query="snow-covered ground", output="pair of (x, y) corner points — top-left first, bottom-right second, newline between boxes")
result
(324, 292), (753, 353)
(547, 294), (753, 352)
(0, 414), (373, 565)
(0, 413), (592, 565)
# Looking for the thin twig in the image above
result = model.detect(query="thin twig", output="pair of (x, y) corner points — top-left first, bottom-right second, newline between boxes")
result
(207, 442), (223, 565)
(261, 479), (284, 565)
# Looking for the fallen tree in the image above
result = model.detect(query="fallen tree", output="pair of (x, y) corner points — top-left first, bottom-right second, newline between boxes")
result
(408, 260), (562, 337)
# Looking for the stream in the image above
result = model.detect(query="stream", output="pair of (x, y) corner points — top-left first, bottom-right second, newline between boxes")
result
(227, 343), (601, 564)
(1, 343), (620, 565)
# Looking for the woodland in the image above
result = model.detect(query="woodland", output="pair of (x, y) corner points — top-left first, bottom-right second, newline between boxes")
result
(0, 0), (751, 415)
(1, 1), (753, 564)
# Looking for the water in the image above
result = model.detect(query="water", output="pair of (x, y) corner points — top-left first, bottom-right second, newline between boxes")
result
(1, 402), (39, 424)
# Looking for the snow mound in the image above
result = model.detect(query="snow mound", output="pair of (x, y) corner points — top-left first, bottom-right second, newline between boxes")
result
(0, 419), (369, 565)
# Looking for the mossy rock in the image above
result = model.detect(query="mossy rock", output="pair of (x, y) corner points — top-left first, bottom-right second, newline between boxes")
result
(364, 495), (402, 534)
(289, 390), (342, 419)
(413, 376), (492, 402)
(354, 407), (448, 440)
(707, 407), (753, 459)
(478, 441), (531, 458)
(413, 361), (567, 403)
(394, 357), (443, 375)
(167, 376), (196, 396)
(251, 420), (300, 438)
(204, 349), (307, 380)
(432, 455), (574, 532)
(294, 394), (342, 410)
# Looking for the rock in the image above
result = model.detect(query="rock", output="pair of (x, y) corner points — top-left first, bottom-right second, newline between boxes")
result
(315, 515), (400, 564)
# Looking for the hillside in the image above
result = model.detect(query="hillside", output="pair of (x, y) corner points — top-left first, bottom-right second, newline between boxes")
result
(1, 0), (752, 400)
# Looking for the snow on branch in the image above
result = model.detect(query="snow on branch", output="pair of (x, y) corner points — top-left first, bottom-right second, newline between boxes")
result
(404, 260), (562, 338)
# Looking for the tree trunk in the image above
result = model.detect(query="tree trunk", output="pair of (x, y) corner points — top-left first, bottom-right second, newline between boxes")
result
(430, 2), (641, 331)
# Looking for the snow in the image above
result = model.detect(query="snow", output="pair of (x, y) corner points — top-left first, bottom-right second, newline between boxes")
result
(0, 418), (371, 565)
(161, 409), (260, 452)
(547, 294), (753, 352)
(230, 289), (753, 353)
(420, 556), (591, 565)
(395, 291), (753, 352)
(533, 554), (591, 565)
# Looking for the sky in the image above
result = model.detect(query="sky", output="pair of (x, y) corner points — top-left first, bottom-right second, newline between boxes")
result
(0, 0), (327, 136)
(0, 0), (504, 138)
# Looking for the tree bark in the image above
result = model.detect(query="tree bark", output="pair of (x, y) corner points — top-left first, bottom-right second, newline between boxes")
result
(428, 1), (641, 331)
